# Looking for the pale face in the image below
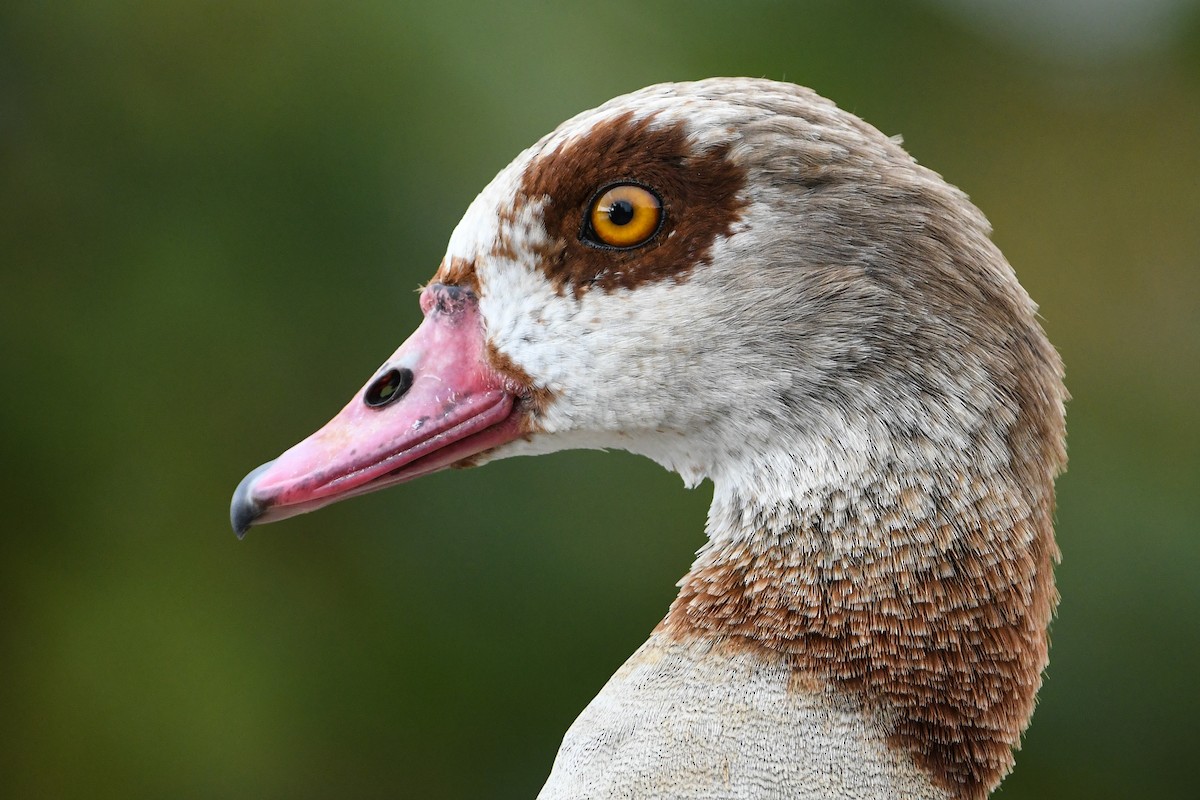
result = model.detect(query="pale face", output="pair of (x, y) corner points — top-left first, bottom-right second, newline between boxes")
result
(230, 85), (759, 531)
(423, 83), (880, 484)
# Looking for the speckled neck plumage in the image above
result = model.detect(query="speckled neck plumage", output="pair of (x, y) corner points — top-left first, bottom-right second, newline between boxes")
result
(661, 444), (1060, 799)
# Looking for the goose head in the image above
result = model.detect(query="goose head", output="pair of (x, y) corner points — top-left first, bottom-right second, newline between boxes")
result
(232, 78), (1066, 799)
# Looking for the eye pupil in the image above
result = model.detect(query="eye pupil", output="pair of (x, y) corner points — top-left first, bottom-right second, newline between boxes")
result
(608, 199), (635, 226)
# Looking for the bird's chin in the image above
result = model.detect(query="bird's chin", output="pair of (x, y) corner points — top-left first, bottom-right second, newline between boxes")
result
(230, 283), (529, 537)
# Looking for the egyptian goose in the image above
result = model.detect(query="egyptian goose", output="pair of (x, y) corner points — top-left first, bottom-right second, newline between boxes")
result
(231, 78), (1066, 799)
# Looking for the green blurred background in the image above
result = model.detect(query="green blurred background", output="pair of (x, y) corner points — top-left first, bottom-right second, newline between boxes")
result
(3, 1), (1198, 797)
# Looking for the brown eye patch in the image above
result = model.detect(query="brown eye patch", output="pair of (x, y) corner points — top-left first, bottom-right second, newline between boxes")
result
(515, 111), (747, 295)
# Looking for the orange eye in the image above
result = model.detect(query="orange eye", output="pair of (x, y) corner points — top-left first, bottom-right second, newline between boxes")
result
(586, 184), (663, 248)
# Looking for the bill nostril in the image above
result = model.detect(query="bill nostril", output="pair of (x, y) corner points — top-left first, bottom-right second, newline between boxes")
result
(364, 368), (414, 408)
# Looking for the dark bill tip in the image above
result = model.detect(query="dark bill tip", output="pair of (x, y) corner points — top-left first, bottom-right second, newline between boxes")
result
(230, 460), (275, 538)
